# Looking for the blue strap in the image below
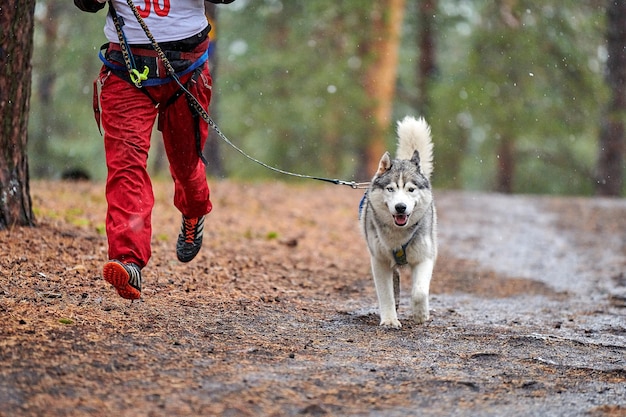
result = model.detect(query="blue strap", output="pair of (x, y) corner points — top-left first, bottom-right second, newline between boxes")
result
(99, 48), (126, 71)
(358, 191), (367, 220)
(98, 48), (209, 87)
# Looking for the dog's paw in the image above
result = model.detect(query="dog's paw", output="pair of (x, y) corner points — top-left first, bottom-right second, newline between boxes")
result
(380, 318), (402, 329)
(411, 294), (430, 324)
(412, 310), (430, 324)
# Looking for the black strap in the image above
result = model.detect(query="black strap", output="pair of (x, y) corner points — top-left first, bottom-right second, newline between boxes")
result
(183, 68), (209, 166)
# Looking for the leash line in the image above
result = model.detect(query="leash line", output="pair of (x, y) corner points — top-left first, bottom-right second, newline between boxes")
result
(110, 0), (369, 189)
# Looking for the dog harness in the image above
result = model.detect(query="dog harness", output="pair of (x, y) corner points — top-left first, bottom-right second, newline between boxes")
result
(392, 246), (409, 266)
(392, 224), (422, 266)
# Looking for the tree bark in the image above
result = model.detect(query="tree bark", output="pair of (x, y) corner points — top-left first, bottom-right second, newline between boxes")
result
(359, 0), (406, 179)
(496, 136), (515, 193)
(0, 1), (36, 229)
(493, 0), (519, 194)
(596, 0), (626, 196)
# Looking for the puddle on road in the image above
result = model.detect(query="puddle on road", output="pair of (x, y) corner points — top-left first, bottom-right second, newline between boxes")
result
(436, 192), (626, 297)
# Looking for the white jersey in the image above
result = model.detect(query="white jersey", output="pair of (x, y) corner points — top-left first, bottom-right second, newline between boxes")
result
(104, 0), (208, 44)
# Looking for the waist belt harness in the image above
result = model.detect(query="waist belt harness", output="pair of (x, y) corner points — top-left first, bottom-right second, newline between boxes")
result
(93, 39), (209, 131)
(98, 40), (209, 88)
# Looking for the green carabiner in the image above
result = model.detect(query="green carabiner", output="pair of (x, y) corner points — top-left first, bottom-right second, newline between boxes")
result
(129, 66), (150, 87)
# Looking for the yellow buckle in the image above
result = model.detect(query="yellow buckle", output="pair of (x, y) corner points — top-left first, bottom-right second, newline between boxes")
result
(129, 66), (150, 87)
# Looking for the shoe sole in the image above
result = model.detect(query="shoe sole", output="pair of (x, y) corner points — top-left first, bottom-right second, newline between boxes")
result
(103, 261), (141, 300)
(176, 245), (202, 263)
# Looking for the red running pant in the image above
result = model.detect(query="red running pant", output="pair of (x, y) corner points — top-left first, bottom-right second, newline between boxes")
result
(98, 63), (213, 268)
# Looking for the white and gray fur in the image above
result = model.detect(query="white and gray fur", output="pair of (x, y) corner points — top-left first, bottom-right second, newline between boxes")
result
(360, 116), (437, 328)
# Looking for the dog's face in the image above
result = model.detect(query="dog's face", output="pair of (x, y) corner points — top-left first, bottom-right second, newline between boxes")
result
(370, 151), (432, 228)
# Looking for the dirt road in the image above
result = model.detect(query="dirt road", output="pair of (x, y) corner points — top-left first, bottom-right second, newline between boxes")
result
(1, 181), (625, 416)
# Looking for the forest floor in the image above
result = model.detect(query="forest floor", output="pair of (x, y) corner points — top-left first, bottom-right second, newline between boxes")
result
(1, 180), (625, 417)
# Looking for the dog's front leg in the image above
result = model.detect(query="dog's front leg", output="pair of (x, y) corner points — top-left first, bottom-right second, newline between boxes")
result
(371, 258), (401, 328)
(410, 258), (434, 324)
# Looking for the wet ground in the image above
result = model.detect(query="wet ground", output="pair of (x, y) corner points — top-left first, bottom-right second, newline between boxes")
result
(1, 181), (625, 416)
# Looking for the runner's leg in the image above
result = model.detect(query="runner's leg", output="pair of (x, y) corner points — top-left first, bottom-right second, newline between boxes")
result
(160, 64), (213, 219)
(100, 71), (157, 268)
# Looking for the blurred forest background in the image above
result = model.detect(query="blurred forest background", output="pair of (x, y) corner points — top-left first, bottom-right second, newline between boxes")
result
(27, 0), (622, 195)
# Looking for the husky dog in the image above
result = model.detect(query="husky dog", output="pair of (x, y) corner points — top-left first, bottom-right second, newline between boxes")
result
(360, 116), (437, 328)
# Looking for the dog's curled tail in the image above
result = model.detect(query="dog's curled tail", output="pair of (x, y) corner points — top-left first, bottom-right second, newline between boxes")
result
(396, 116), (434, 179)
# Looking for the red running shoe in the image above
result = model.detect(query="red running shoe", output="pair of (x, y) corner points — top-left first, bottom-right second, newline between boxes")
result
(103, 260), (142, 300)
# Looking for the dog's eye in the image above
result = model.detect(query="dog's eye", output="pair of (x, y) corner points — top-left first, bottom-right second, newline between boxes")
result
(407, 187), (416, 193)
(386, 186), (395, 192)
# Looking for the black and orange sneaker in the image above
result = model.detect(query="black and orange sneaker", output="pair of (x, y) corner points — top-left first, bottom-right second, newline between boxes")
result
(103, 260), (142, 300)
(176, 215), (205, 263)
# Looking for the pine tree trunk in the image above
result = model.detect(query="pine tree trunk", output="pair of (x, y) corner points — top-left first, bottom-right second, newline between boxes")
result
(596, 0), (626, 196)
(496, 136), (515, 193)
(359, 0), (406, 179)
(0, 1), (36, 229)
(494, 0), (519, 194)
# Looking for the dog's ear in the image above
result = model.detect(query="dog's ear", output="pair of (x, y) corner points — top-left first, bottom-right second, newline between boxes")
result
(411, 150), (422, 172)
(376, 152), (392, 176)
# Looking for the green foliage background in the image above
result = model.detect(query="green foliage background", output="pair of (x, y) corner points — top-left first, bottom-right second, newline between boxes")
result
(29, 0), (614, 195)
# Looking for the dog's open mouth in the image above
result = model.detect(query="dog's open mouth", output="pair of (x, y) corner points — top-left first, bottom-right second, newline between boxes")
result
(393, 214), (409, 226)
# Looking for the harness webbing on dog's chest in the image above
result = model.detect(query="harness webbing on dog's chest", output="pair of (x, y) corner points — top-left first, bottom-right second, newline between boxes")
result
(392, 222), (421, 266)
(392, 245), (409, 265)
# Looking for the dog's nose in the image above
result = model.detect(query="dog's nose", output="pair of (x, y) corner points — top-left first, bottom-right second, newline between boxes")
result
(395, 203), (407, 213)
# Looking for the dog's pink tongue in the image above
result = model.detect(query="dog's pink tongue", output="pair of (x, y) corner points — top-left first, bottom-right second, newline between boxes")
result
(394, 214), (408, 226)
